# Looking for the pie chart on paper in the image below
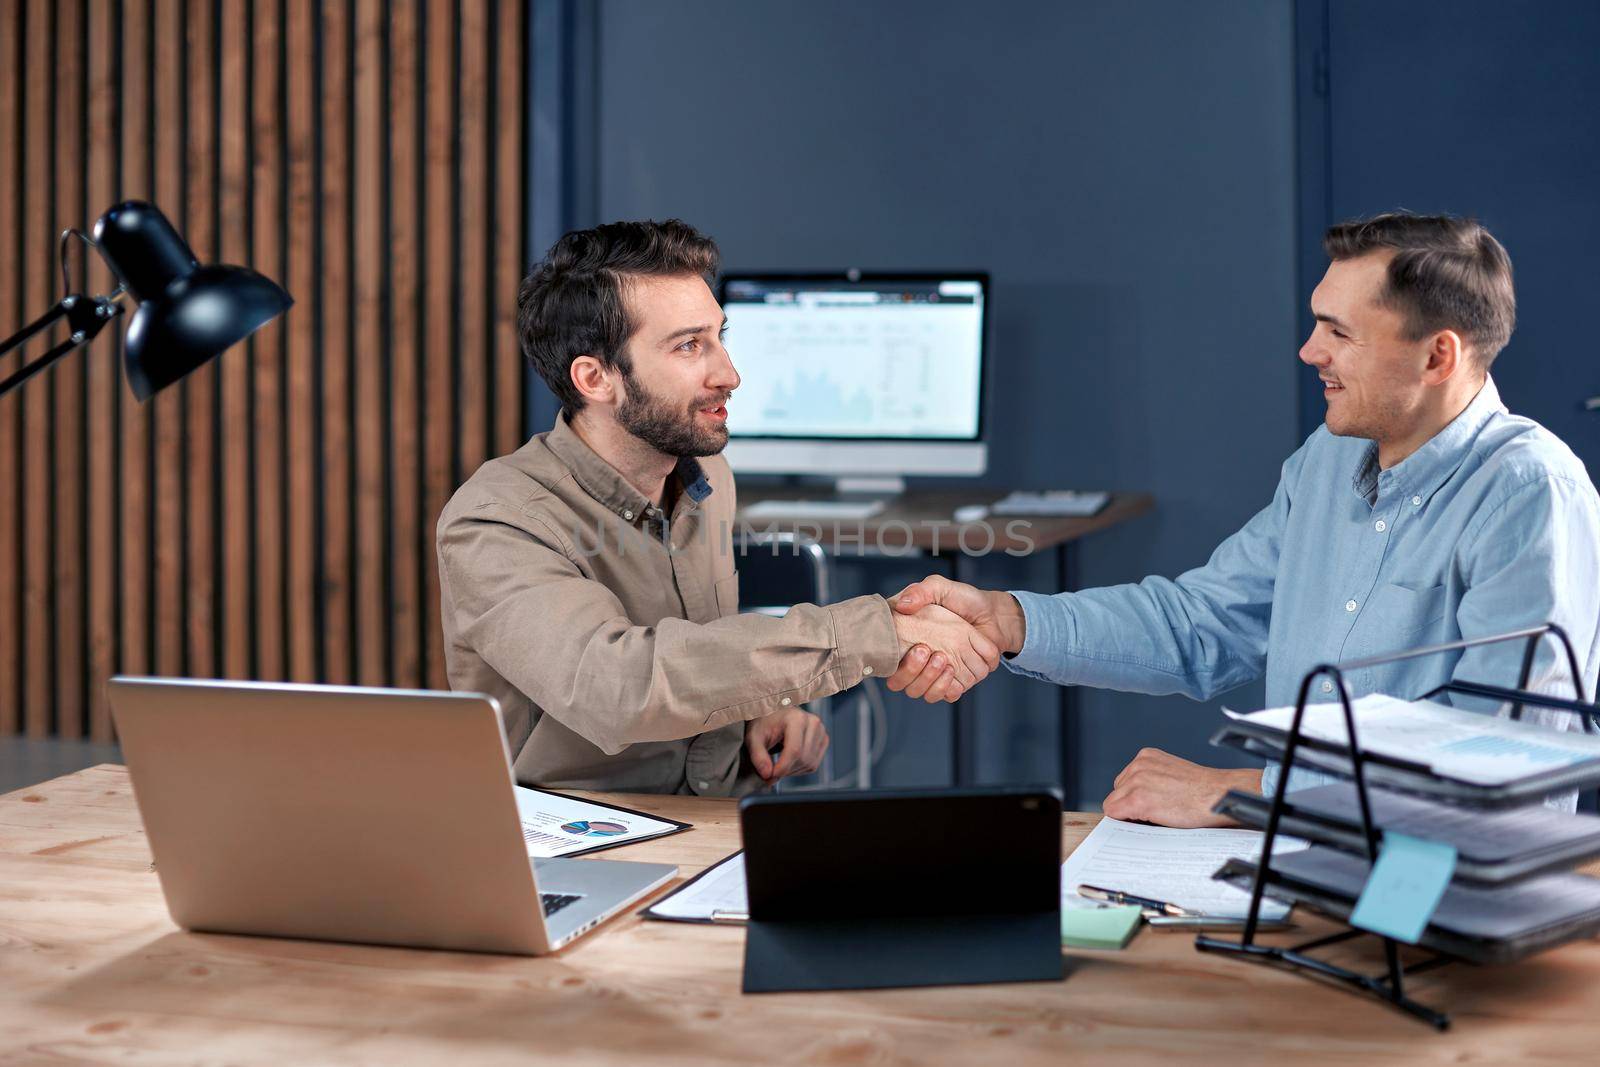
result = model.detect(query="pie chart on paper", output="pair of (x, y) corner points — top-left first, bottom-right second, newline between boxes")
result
(560, 820), (629, 838)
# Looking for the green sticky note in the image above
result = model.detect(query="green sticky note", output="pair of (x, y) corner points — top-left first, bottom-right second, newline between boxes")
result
(1061, 905), (1143, 950)
(1349, 832), (1457, 944)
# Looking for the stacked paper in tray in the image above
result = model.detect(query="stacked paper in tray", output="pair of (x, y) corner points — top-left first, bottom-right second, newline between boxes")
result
(1212, 845), (1600, 963)
(1216, 782), (1600, 882)
(1225, 693), (1600, 787)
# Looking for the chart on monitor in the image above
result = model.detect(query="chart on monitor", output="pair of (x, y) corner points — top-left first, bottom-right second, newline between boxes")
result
(721, 276), (986, 441)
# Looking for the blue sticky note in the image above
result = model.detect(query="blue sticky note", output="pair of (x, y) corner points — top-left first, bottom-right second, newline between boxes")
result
(1349, 832), (1457, 944)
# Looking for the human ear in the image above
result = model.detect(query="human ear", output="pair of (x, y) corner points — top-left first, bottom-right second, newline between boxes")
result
(1422, 329), (1462, 384)
(569, 354), (617, 405)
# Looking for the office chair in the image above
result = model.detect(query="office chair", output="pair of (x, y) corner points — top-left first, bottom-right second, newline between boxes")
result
(732, 531), (885, 789)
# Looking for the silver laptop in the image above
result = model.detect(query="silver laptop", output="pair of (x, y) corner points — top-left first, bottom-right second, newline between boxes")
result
(108, 677), (678, 955)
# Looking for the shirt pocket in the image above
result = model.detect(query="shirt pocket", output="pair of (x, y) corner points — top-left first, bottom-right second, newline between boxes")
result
(1367, 581), (1448, 636)
(714, 572), (741, 618)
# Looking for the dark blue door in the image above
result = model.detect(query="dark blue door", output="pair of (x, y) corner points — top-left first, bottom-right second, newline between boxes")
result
(1318, 0), (1600, 476)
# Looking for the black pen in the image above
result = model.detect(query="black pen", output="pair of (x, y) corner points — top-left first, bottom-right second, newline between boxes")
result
(1076, 883), (1193, 917)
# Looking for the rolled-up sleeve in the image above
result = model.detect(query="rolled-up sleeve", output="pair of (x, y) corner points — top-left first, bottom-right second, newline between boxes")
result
(438, 506), (901, 756)
(1004, 462), (1289, 700)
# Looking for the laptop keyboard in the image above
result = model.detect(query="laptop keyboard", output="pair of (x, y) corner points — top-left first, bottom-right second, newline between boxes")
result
(541, 892), (583, 917)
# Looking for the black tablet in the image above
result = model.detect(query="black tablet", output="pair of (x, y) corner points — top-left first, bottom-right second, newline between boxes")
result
(738, 786), (1064, 993)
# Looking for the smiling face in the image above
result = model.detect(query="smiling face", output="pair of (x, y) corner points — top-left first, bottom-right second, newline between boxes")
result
(1299, 251), (1438, 446)
(609, 272), (741, 458)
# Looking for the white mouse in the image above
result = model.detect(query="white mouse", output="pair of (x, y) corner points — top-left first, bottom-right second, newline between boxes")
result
(952, 505), (990, 523)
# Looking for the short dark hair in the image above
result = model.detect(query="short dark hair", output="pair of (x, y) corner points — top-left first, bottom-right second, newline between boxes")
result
(517, 219), (721, 413)
(1322, 211), (1516, 368)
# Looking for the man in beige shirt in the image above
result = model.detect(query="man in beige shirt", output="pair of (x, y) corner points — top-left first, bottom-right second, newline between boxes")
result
(436, 219), (995, 796)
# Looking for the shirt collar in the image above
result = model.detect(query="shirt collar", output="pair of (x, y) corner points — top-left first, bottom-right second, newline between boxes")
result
(1352, 375), (1506, 505)
(545, 414), (715, 523)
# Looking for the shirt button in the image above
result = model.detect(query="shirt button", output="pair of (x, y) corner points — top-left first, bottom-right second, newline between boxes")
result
(697, 780), (710, 791)
(1321, 680), (1334, 694)
(1412, 496), (1422, 507)
(1345, 599), (1358, 612)
(780, 697), (792, 706)
(863, 666), (874, 676)
(1374, 519), (1387, 532)
(623, 509), (634, 520)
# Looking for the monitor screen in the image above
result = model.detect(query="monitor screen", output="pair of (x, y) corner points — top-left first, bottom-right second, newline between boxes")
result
(720, 274), (987, 442)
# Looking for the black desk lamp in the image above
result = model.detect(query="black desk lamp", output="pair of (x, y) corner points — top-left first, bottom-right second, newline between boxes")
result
(0, 200), (292, 400)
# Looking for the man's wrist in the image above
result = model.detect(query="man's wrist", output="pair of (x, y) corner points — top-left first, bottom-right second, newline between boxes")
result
(1219, 766), (1265, 796)
(992, 591), (1026, 655)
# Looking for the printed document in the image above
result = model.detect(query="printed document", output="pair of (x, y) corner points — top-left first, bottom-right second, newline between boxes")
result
(513, 787), (686, 858)
(1061, 818), (1309, 920)
(644, 851), (747, 922)
(1229, 694), (1600, 786)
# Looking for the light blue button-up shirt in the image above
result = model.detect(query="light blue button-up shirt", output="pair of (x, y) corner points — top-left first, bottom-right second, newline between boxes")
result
(1006, 377), (1600, 805)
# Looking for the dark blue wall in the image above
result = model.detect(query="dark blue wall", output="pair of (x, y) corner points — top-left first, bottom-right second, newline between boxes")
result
(585, 0), (1302, 803)
(1323, 0), (1600, 480)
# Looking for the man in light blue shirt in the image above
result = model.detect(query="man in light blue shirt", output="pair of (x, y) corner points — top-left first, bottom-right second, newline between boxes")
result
(888, 212), (1600, 825)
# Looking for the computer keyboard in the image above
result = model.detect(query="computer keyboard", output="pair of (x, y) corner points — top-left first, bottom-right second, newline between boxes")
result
(541, 892), (583, 916)
(990, 490), (1110, 517)
(740, 499), (888, 521)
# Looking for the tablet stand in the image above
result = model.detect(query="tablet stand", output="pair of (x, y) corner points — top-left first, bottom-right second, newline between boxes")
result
(1195, 623), (1598, 1031)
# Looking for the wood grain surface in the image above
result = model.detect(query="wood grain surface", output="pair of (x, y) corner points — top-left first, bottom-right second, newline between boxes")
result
(0, 0), (528, 735)
(1, 765), (1596, 1064)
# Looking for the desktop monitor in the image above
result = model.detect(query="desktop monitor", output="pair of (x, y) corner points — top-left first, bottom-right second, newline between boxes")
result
(719, 272), (989, 490)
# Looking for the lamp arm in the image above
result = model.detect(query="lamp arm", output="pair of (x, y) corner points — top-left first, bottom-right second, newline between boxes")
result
(0, 292), (124, 399)
(0, 329), (95, 398)
(0, 299), (70, 358)
(0, 293), (125, 399)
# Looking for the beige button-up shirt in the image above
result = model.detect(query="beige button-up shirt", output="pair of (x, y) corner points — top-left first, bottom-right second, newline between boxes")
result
(436, 416), (901, 796)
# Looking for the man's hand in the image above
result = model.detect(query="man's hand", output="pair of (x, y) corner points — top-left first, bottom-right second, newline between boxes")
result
(886, 575), (1024, 700)
(887, 603), (1002, 704)
(1101, 748), (1263, 828)
(746, 707), (829, 783)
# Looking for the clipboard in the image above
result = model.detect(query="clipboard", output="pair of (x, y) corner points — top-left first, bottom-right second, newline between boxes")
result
(517, 787), (693, 858)
(638, 850), (747, 924)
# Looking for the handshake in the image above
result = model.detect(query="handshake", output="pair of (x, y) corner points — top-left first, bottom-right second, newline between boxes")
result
(885, 574), (1028, 703)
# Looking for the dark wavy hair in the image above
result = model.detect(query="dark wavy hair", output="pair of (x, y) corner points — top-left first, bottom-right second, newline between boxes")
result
(516, 219), (720, 414)
(1323, 211), (1516, 368)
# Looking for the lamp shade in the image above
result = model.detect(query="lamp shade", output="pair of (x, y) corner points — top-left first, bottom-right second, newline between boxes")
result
(92, 200), (292, 401)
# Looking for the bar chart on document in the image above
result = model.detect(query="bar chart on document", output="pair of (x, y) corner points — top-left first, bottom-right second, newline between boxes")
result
(724, 292), (984, 440)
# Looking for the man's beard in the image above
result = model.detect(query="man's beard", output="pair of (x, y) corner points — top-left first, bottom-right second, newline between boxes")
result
(615, 371), (731, 458)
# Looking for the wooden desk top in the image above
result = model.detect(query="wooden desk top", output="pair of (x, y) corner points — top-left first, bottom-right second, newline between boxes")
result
(3, 765), (1596, 1065)
(736, 488), (1154, 554)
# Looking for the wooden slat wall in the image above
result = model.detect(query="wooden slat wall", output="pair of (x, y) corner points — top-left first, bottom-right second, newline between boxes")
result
(52, 0), (84, 739)
(0, 0), (528, 739)
(0, 2), (20, 738)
